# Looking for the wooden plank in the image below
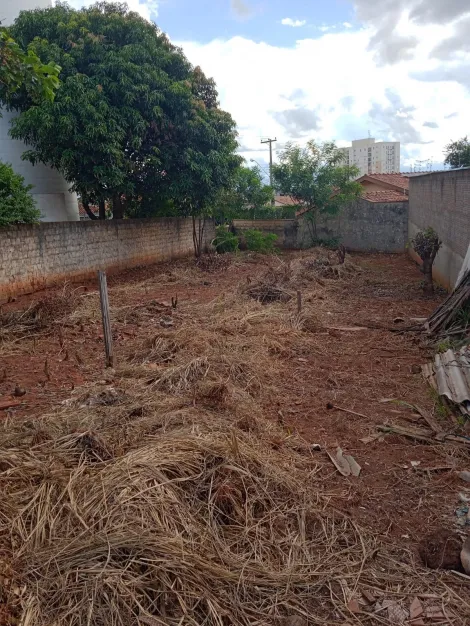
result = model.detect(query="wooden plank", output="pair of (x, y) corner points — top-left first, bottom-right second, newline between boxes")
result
(98, 270), (114, 368)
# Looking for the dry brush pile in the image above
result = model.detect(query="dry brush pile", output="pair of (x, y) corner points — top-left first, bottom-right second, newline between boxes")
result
(0, 251), (468, 626)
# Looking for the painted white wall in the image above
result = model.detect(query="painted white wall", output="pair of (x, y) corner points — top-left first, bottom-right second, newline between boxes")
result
(0, 0), (79, 221)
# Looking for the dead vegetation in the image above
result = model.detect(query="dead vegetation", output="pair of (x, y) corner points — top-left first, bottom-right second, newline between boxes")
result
(0, 285), (80, 343)
(0, 249), (468, 626)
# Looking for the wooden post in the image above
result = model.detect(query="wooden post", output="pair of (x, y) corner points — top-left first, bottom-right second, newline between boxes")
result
(98, 270), (114, 368)
(296, 290), (302, 314)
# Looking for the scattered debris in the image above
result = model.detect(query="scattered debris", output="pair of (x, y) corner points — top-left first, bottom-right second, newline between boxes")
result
(376, 599), (408, 624)
(461, 536), (470, 574)
(409, 597), (424, 622)
(377, 423), (470, 446)
(455, 504), (470, 527)
(459, 471), (470, 483)
(327, 447), (361, 477)
(326, 402), (370, 420)
(423, 347), (470, 415)
(346, 598), (361, 614)
(426, 269), (470, 335)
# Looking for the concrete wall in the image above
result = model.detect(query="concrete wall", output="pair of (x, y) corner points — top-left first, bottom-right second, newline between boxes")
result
(0, 217), (214, 301)
(234, 200), (408, 253)
(408, 170), (470, 289)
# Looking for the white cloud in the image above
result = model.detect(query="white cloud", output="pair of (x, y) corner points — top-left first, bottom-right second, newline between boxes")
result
(343, 22), (353, 28)
(281, 18), (307, 28)
(178, 21), (470, 170)
(67, 0), (158, 22)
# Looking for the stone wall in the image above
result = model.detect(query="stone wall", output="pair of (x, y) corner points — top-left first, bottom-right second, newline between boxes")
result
(234, 199), (408, 253)
(0, 217), (214, 301)
(408, 170), (470, 289)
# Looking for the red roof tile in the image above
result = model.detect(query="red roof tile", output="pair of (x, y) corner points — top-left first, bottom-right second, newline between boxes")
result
(360, 173), (409, 190)
(362, 190), (409, 203)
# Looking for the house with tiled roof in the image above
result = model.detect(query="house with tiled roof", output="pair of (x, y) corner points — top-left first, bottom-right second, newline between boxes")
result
(356, 173), (409, 203)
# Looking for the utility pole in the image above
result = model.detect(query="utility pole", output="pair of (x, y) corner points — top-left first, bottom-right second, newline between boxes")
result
(261, 137), (277, 205)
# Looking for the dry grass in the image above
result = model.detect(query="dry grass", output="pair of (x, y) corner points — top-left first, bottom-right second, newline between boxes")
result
(0, 250), (468, 626)
(0, 284), (80, 343)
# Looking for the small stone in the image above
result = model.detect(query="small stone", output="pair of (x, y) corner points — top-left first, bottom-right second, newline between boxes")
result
(458, 471), (470, 483)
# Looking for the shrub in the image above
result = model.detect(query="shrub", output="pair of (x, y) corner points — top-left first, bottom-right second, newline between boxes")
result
(213, 225), (239, 253)
(0, 161), (40, 225)
(243, 229), (278, 253)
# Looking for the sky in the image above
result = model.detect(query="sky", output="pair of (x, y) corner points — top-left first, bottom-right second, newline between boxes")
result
(68, 0), (470, 172)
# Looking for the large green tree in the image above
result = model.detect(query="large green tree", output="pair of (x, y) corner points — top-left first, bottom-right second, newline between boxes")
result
(444, 136), (470, 169)
(0, 160), (40, 225)
(213, 163), (273, 222)
(272, 140), (362, 240)
(0, 29), (60, 103)
(4, 2), (239, 226)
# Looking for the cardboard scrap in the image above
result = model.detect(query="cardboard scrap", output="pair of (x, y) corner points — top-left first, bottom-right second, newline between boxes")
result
(327, 448), (361, 477)
(409, 597), (424, 621)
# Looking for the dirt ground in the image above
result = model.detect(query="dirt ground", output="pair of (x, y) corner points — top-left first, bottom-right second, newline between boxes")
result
(1, 249), (470, 624)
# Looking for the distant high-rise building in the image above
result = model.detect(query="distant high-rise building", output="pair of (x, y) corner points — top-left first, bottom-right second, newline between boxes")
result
(340, 138), (400, 176)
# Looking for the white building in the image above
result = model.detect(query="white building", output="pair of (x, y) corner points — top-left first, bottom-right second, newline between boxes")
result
(0, 0), (79, 222)
(340, 138), (400, 176)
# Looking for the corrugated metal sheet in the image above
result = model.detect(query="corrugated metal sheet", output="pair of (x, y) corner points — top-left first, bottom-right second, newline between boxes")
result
(424, 347), (470, 414)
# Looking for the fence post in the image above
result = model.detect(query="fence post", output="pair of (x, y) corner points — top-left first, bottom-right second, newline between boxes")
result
(98, 270), (114, 368)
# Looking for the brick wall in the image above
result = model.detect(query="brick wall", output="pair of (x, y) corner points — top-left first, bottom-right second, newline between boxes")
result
(0, 217), (214, 300)
(234, 200), (408, 253)
(408, 170), (470, 289)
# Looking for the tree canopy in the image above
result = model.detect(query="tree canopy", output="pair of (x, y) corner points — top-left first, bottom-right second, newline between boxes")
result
(0, 160), (41, 225)
(272, 140), (362, 239)
(4, 2), (239, 219)
(0, 29), (60, 103)
(444, 136), (470, 169)
(213, 164), (273, 221)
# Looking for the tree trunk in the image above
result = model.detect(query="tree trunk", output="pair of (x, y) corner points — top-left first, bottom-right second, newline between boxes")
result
(112, 195), (124, 220)
(422, 258), (434, 295)
(99, 199), (106, 220)
(192, 216), (206, 258)
(82, 200), (98, 220)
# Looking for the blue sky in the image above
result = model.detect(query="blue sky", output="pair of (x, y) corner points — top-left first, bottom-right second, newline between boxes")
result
(156, 0), (355, 46)
(69, 0), (470, 171)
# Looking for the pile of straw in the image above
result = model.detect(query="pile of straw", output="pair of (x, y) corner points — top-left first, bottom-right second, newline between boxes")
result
(0, 286), (79, 342)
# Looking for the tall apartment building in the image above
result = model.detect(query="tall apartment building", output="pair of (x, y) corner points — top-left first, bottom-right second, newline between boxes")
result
(340, 138), (400, 176)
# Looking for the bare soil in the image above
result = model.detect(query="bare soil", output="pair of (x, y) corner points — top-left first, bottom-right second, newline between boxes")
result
(1, 250), (469, 624)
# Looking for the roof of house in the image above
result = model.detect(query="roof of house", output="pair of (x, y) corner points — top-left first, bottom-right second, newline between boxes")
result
(362, 190), (409, 203)
(274, 195), (299, 206)
(357, 173), (409, 191)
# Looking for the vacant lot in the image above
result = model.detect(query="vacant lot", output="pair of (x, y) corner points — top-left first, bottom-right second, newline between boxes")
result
(1, 250), (469, 625)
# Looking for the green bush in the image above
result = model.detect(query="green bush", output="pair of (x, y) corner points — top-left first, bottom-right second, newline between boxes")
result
(0, 161), (40, 225)
(243, 229), (278, 253)
(213, 225), (239, 253)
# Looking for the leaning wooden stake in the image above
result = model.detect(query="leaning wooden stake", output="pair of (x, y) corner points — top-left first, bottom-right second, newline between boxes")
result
(98, 270), (114, 368)
(296, 290), (302, 314)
